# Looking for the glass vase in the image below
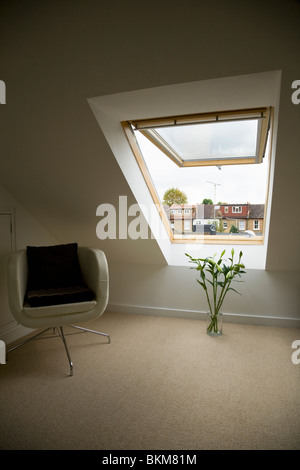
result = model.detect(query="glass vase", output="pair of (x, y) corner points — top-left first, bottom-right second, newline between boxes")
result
(206, 311), (223, 337)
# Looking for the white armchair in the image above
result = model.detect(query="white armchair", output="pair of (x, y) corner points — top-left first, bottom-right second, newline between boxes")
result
(7, 245), (110, 375)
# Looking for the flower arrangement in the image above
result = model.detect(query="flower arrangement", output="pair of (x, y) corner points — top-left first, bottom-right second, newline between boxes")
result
(185, 249), (246, 335)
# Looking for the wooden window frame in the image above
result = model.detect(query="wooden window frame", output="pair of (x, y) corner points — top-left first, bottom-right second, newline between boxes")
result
(121, 106), (273, 246)
(128, 107), (271, 167)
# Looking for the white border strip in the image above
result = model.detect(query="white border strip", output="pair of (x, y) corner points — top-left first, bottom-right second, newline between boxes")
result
(1, 323), (34, 346)
(107, 303), (300, 329)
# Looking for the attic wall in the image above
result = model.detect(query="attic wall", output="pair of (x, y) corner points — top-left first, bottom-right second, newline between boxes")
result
(0, 183), (58, 342)
(0, 1), (299, 329)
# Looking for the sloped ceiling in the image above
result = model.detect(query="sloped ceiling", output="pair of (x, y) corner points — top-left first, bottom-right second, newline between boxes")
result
(0, 0), (300, 268)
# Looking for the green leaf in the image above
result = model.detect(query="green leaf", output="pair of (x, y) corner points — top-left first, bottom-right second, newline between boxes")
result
(197, 279), (207, 290)
(227, 287), (241, 295)
(234, 263), (245, 269)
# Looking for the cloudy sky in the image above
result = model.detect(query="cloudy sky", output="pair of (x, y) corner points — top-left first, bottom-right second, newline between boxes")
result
(136, 126), (269, 206)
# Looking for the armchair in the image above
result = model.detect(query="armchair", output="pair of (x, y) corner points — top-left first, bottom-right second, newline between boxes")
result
(6, 244), (110, 375)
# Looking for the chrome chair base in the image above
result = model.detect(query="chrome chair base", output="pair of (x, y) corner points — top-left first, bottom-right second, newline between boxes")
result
(7, 325), (110, 376)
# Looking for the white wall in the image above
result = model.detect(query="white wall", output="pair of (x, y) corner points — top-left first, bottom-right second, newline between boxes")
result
(89, 71), (281, 271)
(90, 72), (300, 328)
(107, 263), (300, 328)
(0, 1), (299, 333)
(0, 184), (58, 343)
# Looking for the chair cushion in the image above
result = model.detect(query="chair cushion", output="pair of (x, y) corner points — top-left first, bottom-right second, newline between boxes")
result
(25, 243), (95, 308)
(26, 243), (84, 290)
(25, 285), (95, 307)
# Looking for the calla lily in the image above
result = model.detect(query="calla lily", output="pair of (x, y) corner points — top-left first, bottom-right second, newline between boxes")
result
(185, 249), (246, 336)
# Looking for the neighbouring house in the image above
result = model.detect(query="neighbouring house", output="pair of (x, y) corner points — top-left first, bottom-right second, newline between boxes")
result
(165, 204), (195, 234)
(165, 203), (217, 235)
(248, 204), (265, 234)
(218, 203), (265, 234)
(193, 204), (216, 234)
(165, 202), (265, 236)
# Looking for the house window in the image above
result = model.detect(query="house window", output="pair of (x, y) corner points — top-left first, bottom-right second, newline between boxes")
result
(122, 106), (272, 245)
(254, 220), (260, 230)
(184, 220), (190, 231)
(239, 220), (245, 230)
(223, 221), (228, 229)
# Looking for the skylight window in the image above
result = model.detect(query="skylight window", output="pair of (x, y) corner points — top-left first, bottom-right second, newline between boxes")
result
(130, 107), (270, 167)
(89, 70), (280, 268)
(122, 107), (272, 245)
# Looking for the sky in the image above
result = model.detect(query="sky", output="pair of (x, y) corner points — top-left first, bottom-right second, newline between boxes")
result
(136, 128), (269, 206)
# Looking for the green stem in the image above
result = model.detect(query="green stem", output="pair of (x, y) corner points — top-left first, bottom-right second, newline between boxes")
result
(199, 266), (213, 315)
(213, 266), (217, 315)
(207, 314), (220, 334)
(204, 280), (213, 315)
(216, 281), (231, 314)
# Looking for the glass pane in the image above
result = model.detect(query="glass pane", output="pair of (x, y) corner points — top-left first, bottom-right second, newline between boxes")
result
(135, 130), (269, 209)
(154, 119), (258, 161)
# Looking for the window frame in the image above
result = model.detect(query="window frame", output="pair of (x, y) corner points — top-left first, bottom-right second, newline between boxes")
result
(239, 220), (246, 231)
(254, 220), (260, 230)
(121, 106), (273, 246)
(184, 220), (191, 231)
(129, 107), (271, 168)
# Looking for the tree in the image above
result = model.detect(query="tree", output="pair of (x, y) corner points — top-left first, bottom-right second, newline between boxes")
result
(163, 188), (188, 206)
(202, 198), (213, 205)
(216, 219), (225, 233)
(230, 225), (239, 233)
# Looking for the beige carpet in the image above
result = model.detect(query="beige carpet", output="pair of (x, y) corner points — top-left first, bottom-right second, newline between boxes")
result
(0, 311), (299, 450)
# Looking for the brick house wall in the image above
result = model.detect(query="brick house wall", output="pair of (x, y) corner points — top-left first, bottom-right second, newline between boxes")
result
(219, 203), (264, 234)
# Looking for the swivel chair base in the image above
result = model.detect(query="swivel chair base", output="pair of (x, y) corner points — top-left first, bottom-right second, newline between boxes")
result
(7, 325), (111, 376)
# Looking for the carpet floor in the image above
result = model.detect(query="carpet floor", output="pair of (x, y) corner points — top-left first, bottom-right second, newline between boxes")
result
(0, 311), (299, 450)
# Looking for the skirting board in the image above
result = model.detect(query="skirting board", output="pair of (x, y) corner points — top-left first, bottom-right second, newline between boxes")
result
(107, 303), (300, 329)
(0, 322), (34, 346)
(2, 303), (298, 347)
